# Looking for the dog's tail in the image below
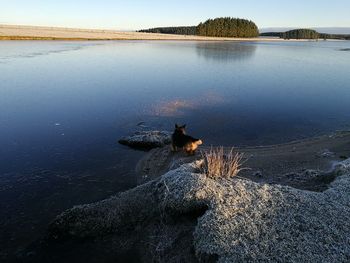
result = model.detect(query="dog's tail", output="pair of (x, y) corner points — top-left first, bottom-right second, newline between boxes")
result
(193, 139), (203, 145)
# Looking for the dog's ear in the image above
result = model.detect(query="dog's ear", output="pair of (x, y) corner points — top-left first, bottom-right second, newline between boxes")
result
(182, 124), (186, 129)
(175, 124), (179, 129)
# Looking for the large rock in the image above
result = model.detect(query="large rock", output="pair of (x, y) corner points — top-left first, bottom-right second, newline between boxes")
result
(49, 159), (350, 262)
(118, 130), (172, 149)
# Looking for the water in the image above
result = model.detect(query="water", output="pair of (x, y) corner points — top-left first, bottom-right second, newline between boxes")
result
(1, 40), (350, 259)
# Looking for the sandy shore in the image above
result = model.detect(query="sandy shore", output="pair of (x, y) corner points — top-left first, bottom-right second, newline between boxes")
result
(1, 24), (290, 41)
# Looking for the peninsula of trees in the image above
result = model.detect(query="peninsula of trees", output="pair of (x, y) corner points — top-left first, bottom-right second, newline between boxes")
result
(197, 18), (259, 37)
(282, 29), (319, 39)
(318, 33), (350, 40)
(139, 17), (259, 38)
(261, 28), (350, 40)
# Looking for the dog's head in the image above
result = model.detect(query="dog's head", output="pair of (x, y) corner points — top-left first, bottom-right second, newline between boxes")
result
(174, 124), (186, 134)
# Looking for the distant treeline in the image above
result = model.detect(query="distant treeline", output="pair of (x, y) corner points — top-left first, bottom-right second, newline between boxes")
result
(282, 29), (319, 39)
(261, 29), (350, 40)
(139, 17), (259, 38)
(319, 33), (350, 40)
(139, 26), (196, 35)
(260, 32), (283, 38)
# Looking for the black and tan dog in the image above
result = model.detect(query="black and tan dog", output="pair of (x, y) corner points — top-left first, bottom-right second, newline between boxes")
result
(171, 124), (203, 155)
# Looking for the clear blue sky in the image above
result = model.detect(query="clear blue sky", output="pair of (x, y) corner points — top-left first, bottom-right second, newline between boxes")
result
(2, 0), (350, 30)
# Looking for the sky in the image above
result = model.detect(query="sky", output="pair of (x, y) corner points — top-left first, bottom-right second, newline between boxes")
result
(1, 0), (350, 30)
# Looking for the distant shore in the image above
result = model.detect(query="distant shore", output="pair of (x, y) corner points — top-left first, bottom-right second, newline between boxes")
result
(0, 24), (308, 41)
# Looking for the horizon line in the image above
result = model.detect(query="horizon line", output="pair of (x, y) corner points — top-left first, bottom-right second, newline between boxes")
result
(1, 23), (350, 32)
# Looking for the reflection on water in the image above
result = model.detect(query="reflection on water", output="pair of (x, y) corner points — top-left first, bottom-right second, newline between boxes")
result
(196, 42), (257, 61)
(150, 91), (225, 117)
(1, 40), (350, 261)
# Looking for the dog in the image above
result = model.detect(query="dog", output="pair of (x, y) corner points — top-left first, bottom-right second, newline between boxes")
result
(171, 124), (203, 155)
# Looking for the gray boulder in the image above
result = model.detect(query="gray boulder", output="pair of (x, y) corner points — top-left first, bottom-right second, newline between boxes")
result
(118, 130), (172, 149)
(49, 159), (350, 262)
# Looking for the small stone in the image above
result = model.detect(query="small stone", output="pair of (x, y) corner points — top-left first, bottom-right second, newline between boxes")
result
(253, 171), (263, 177)
(317, 149), (335, 158)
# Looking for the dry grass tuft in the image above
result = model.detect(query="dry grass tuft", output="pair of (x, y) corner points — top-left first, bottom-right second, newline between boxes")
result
(201, 147), (245, 179)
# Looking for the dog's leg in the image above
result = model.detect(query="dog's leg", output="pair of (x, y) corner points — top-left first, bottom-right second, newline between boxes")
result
(185, 149), (194, 156)
(171, 143), (177, 152)
(191, 144), (198, 155)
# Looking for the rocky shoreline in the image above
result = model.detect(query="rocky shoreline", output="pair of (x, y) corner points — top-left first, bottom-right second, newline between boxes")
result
(26, 157), (350, 262)
(21, 131), (350, 262)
